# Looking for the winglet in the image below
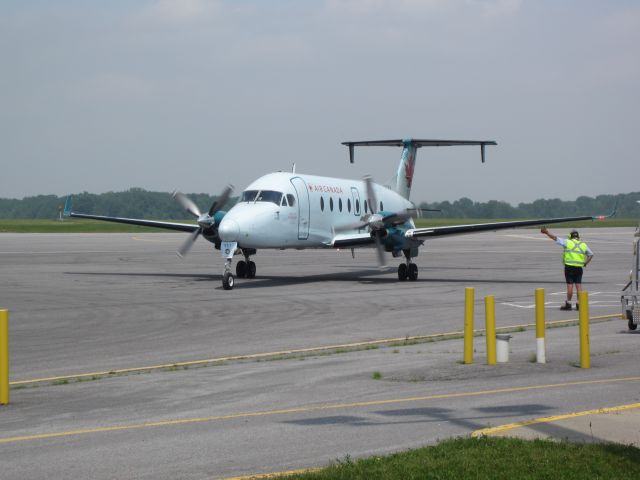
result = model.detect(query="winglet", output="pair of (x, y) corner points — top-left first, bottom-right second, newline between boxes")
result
(63, 195), (73, 217)
(593, 200), (617, 221)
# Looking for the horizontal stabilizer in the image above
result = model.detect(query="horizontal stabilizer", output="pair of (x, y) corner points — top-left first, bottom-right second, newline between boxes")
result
(342, 138), (497, 163)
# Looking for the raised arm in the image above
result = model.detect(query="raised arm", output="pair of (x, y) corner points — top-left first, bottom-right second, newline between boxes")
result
(540, 227), (557, 241)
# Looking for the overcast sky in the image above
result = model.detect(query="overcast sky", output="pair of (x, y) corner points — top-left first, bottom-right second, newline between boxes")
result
(1, 0), (638, 204)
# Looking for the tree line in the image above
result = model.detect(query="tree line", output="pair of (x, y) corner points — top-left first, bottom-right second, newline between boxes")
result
(417, 192), (639, 218)
(0, 188), (638, 219)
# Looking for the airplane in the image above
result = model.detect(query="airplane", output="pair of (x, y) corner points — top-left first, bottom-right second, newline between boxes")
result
(65, 138), (613, 290)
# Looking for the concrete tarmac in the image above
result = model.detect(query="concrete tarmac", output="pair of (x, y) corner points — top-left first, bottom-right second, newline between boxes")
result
(0, 228), (638, 479)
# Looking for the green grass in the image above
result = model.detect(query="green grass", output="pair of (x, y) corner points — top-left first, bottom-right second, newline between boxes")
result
(0, 218), (635, 233)
(278, 437), (640, 480)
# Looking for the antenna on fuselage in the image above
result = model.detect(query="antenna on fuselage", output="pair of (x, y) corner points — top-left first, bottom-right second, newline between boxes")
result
(292, 163), (296, 173)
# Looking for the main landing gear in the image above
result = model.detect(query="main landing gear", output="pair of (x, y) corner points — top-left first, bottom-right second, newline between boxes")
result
(222, 249), (257, 290)
(397, 249), (418, 281)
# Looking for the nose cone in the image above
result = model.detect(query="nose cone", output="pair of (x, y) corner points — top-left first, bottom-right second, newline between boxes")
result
(218, 218), (240, 242)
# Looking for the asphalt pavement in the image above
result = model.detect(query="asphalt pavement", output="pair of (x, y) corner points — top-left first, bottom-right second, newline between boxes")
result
(0, 228), (638, 479)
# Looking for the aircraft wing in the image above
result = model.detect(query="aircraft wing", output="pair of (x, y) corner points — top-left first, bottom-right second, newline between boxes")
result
(331, 232), (376, 248)
(405, 215), (603, 239)
(68, 212), (198, 233)
(331, 213), (613, 249)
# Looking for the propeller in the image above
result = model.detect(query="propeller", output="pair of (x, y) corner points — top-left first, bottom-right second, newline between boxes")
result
(363, 176), (386, 267)
(333, 176), (435, 268)
(333, 176), (387, 267)
(172, 185), (234, 258)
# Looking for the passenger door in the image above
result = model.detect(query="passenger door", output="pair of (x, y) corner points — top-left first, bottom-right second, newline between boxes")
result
(290, 177), (310, 240)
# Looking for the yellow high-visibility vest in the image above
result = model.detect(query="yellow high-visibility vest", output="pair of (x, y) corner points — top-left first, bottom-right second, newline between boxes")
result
(564, 239), (588, 266)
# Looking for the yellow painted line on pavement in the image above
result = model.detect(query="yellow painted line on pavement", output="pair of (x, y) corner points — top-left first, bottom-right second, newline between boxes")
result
(2, 376), (639, 445)
(472, 402), (640, 438)
(224, 467), (323, 480)
(11, 314), (621, 386)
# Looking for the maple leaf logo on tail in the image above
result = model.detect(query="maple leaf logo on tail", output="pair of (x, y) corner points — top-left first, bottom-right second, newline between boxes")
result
(404, 152), (415, 190)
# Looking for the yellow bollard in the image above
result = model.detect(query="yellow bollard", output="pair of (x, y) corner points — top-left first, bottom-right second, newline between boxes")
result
(535, 288), (546, 363)
(464, 288), (474, 364)
(0, 309), (8, 405)
(485, 295), (496, 365)
(579, 291), (590, 369)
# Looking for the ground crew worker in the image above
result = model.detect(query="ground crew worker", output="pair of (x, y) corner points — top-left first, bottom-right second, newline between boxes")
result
(541, 227), (593, 310)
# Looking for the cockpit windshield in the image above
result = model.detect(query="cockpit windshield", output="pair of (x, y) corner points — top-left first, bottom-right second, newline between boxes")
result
(241, 190), (259, 202)
(240, 190), (283, 205)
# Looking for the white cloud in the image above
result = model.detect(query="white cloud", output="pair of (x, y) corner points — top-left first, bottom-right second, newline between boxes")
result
(324, 0), (448, 15)
(472, 0), (522, 18)
(134, 0), (221, 25)
(74, 72), (157, 103)
(324, 0), (520, 17)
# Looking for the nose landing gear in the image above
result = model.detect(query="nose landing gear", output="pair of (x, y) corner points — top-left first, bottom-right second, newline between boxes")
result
(222, 248), (257, 290)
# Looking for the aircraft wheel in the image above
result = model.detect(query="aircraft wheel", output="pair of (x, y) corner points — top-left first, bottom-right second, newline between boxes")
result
(222, 272), (235, 290)
(247, 261), (257, 279)
(408, 263), (418, 281)
(398, 263), (408, 281)
(628, 311), (638, 330)
(236, 261), (247, 278)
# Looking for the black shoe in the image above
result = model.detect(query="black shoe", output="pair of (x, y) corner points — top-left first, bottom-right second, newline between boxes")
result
(560, 302), (572, 311)
(575, 303), (579, 311)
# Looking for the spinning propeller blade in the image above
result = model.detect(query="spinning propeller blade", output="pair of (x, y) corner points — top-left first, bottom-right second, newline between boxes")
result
(208, 185), (233, 216)
(173, 191), (201, 218)
(172, 186), (234, 258)
(177, 228), (201, 258)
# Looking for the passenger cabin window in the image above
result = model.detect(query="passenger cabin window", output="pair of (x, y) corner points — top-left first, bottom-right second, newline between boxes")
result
(329, 197), (334, 211)
(339, 198), (343, 212)
(286, 194), (295, 206)
(347, 198), (351, 212)
(364, 200), (368, 213)
(320, 197), (325, 211)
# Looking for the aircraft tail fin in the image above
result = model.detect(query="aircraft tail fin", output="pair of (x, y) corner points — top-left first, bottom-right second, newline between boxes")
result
(342, 139), (497, 199)
(63, 195), (73, 217)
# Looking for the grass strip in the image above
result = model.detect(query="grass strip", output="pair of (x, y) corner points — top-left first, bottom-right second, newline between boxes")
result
(268, 437), (640, 480)
(12, 314), (620, 388)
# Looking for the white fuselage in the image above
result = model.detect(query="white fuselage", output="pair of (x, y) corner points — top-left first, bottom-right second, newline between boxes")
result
(218, 172), (414, 249)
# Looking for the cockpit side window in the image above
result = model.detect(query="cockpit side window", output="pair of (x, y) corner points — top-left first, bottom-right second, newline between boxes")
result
(286, 194), (296, 206)
(280, 196), (288, 207)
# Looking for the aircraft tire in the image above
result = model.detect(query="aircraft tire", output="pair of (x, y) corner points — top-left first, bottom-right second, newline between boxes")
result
(236, 261), (247, 278)
(408, 263), (418, 281)
(398, 263), (408, 281)
(247, 261), (257, 279)
(223, 272), (235, 290)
